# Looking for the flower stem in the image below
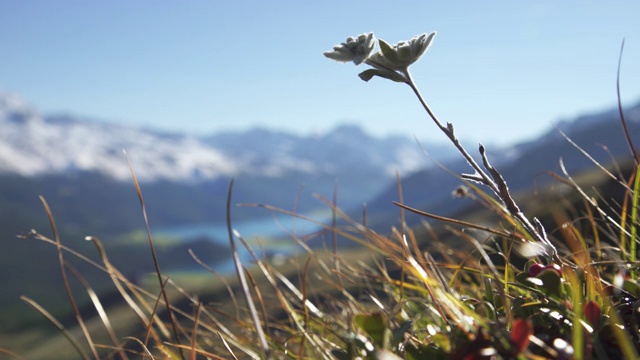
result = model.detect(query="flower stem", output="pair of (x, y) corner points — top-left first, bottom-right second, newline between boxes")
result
(402, 67), (499, 196)
(401, 67), (558, 261)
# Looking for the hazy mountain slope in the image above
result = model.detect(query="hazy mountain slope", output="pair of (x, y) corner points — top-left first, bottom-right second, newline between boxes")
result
(0, 94), (234, 182)
(362, 101), (640, 230)
(0, 91), (459, 227)
(2, 90), (639, 337)
(0, 91), (451, 184)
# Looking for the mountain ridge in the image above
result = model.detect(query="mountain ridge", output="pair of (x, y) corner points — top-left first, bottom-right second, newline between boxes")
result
(2, 90), (640, 337)
(359, 99), (640, 232)
(0, 91), (450, 184)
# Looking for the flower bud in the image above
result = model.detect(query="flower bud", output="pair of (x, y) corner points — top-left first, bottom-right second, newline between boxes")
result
(324, 32), (377, 65)
(367, 32), (436, 71)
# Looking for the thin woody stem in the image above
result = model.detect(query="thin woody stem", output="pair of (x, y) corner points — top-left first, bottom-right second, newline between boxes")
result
(401, 67), (499, 197)
(401, 67), (558, 260)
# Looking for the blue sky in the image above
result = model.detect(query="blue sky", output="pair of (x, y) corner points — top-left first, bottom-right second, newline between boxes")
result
(1, 1), (639, 145)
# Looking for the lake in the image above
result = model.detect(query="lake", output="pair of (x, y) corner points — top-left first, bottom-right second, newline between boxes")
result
(153, 212), (330, 273)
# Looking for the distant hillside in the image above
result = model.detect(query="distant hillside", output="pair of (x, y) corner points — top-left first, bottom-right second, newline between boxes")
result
(360, 100), (640, 231)
(0, 91), (456, 334)
(0, 91), (451, 183)
(2, 89), (640, 336)
(0, 90), (457, 227)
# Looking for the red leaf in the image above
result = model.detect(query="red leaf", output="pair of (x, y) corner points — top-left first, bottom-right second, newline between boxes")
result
(511, 318), (533, 353)
(527, 263), (545, 277)
(584, 301), (601, 329)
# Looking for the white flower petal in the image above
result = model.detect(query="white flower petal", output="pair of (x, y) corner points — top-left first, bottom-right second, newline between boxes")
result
(324, 32), (377, 65)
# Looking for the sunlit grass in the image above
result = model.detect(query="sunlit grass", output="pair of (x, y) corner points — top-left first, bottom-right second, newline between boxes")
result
(3, 30), (640, 360)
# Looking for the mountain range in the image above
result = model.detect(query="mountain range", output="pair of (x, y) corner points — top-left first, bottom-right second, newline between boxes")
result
(0, 90), (459, 331)
(2, 90), (639, 234)
(0, 90), (461, 227)
(361, 100), (640, 231)
(2, 90), (640, 333)
(0, 91), (451, 183)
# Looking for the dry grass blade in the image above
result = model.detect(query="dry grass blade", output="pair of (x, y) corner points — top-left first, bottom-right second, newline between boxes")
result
(225, 179), (271, 359)
(28, 231), (173, 313)
(20, 295), (91, 360)
(217, 331), (240, 360)
(396, 172), (406, 237)
(237, 202), (326, 232)
(272, 268), (325, 319)
(300, 256), (313, 358)
(190, 303), (202, 360)
(392, 201), (513, 237)
(0, 348), (28, 360)
(144, 276), (171, 347)
(123, 337), (155, 359)
(615, 38), (638, 164)
(86, 236), (169, 343)
(399, 235), (451, 326)
(38, 196), (100, 360)
(125, 152), (185, 360)
(243, 267), (271, 339)
(331, 182), (344, 291)
(164, 343), (229, 360)
(395, 173), (409, 300)
(24, 231), (176, 352)
(233, 229), (328, 355)
(65, 262), (129, 360)
(23, 231), (106, 271)
(240, 200), (388, 256)
(556, 127), (629, 189)
(188, 248), (240, 318)
(630, 164), (640, 261)
(160, 278), (262, 359)
(558, 159), (629, 237)
(234, 225), (328, 318)
(452, 227), (512, 324)
(423, 251), (451, 294)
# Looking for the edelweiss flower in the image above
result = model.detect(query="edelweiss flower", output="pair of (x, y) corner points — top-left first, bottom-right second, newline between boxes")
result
(323, 32), (376, 65)
(368, 32), (436, 71)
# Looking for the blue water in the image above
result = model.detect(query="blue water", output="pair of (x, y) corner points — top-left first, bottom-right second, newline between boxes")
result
(153, 213), (329, 273)
(155, 213), (325, 244)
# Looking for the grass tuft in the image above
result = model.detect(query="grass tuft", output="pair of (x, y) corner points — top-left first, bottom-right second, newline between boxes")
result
(4, 30), (640, 360)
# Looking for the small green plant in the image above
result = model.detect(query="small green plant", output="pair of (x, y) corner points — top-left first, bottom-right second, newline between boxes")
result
(325, 31), (558, 263)
(3, 30), (640, 360)
(321, 31), (640, 359)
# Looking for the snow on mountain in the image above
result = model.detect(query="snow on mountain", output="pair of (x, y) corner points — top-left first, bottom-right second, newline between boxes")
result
(204, 124), (454, 179)
(0, 91), (445, 182)
(0, 92), (240, 181)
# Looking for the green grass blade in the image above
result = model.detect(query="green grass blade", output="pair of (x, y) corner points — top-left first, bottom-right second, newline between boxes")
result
(630, 164), (640, 262)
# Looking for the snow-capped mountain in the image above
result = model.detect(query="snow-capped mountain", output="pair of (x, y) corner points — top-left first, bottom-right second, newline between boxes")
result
(0, 92), (236, 181)
(203, 125), (440, 178)
(0, 91), (451, 183)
